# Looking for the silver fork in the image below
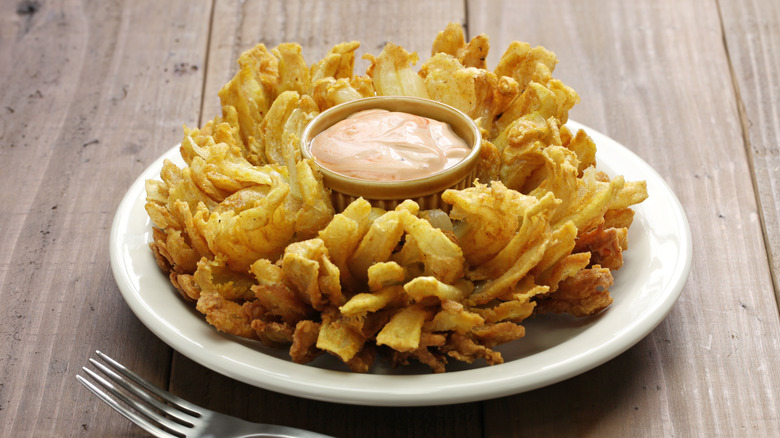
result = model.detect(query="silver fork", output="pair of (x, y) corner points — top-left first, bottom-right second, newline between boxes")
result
(77, 350), (335, 438)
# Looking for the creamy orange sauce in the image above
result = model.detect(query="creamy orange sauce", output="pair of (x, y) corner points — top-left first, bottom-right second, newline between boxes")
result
(309, 109), (470, 181)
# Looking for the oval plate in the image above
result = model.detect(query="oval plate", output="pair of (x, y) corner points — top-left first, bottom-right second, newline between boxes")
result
(110, 120), (692, 406)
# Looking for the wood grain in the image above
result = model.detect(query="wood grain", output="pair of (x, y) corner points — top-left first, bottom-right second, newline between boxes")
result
(469, 0), (780, 435)
(0, 1), (211, 435)
(719, 0), (780, 304)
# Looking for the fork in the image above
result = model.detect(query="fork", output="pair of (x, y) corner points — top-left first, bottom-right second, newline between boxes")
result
(77, 350), (335, 438)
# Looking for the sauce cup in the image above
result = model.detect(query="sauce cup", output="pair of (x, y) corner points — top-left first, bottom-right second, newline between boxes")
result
(301, 96), (482, 212)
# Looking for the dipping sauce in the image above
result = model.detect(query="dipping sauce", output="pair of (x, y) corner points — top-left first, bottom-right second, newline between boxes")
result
(309, 109), (471, 181)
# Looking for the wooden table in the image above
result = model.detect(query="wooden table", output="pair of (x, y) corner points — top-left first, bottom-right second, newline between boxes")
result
(2, 0), (779, 436)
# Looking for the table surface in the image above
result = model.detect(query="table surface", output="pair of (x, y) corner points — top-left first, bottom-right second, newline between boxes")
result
(2, 0), (779, 436)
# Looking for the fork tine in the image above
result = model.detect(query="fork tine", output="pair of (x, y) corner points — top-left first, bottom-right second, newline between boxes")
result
(81, 364), (194, 430)
(95, 350), (200, 415)
(79, 351), (198, 437)
(77, 371), (182, 438)
(87, 357), (194, 425)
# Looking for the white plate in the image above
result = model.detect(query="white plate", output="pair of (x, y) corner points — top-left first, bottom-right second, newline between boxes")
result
(110, 120), (691, 406)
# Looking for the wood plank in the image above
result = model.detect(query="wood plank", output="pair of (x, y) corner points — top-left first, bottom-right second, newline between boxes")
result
(0, 1), (211, 435)
(468, 0), (780, 436)
(719, 0), (780, 304)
